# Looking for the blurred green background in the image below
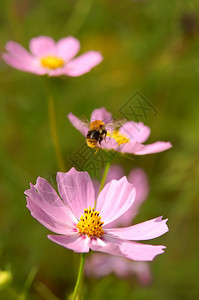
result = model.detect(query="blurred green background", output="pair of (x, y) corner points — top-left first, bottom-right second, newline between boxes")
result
(1, 0), (199, 299)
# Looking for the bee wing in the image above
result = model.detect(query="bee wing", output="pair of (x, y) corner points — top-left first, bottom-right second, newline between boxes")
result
(106, 119), (126, 131)
(79, 117), (90, 129)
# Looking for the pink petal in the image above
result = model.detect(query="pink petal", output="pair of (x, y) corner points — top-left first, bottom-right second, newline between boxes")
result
(101, 136), (119, 150)
(120, 121), (151, 143)
(90, 107), (113, 124)
(105, 165), (125, 182)
(120, 241), (166, 261)
(86, 254), (151, 282)
(85, 254), (114, 277)
(56, 36), (80, 61)
(56, 168), (95, 220)
(2, 53), (43, 74)
(90, 235), (165, 261)
(25, 177), (76, 225)
(5, 41), (33, 61)
(85, 254), (130, 278)
(93, 164), (125, 198)
(26, 198), (73, 234)
(117, 141), (145, 154)
(129, 262), (152, 285)
(3, 41), (45, 75)
(67, 113), (88, 136)
(29, 36), (56, 57)
(48, 234), (90, 253)
(134, 141), (172, 155)
(108, 168), (149, 227)
(64, 51), (103, 77)
(96, 177), (136, 226)
(106, 217), (168, 240)
(89, 235), (122, 256)
(122, 168), (149, 222)
(92, 178), (100, 198)
(128, 168), (149, 208)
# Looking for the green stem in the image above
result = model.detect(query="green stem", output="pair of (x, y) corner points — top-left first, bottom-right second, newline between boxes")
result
(72, 253), (87, 300)
(47, 94), (65, 172)
(63, 0), (94, 36)
(99, 161), (111, 193)
(94, 161), (111, 209)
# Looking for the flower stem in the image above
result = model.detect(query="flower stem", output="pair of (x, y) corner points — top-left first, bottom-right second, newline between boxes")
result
(47, 94), (65, 172)
(72, 253), (87, 300)
(99, 160), (111, 193)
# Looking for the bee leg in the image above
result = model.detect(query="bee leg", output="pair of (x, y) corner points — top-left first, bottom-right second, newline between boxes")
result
(104, 132), (107, 143)
(99, 136), (103, 146)
(94, 147), (99, 154)
(102, 130), (107, 143)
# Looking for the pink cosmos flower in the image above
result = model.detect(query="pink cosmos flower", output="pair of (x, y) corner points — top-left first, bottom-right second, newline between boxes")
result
(86, 166), (151, 284)
(85, 255), (151, 285)
(2, 36), (103, 77)
(67, 107), (172, 155)
(25, 167), (168, 261)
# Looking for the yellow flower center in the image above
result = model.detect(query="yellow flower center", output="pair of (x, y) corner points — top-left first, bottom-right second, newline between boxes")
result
(76, 207), (104, 238)
(40, 55), (64, 69)
(107, 130), (130, 146)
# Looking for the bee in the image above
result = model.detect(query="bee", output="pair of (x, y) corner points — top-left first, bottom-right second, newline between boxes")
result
(86, 120), (107, 149)
(81, 117), (126, 151)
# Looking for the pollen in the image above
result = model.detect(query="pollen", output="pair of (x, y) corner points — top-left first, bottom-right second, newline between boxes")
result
(107, 130), (130, 146)
(76, 207), (104, 238)
(40, 55), (64, 69)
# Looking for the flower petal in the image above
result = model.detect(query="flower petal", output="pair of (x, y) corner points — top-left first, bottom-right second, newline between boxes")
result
(120, 121), (151, 143)
(120, 241), (166, 261)
(25, 177), (76, 225)
(90, 235), (164, 261)
(118, 141), (145, 154)
(105, 165), (125, 182)
(101, 136), (119, 150)
(93, 165), (125, 197)
(85, 253), (116, 277)
(134, 141), (172, 155)
(56, 168), (95, 220)
(29, 36), (56, 57)
(85, 253), (151, 283)
(5, 41), (32, 58)
(67, 113), (88, 136)
(3, 41), (45, 75)
(65, 51), (103, 77)
(96, 177), (136, 226)
(90, 107), (113, 124)
(26, 198), (73, 234)
(122, 168), (149, 222)
(48, 234), (90, 253)
(105, 217), (168, 240)
(56, 36), (80, 61)
(108, 168), (149, 227)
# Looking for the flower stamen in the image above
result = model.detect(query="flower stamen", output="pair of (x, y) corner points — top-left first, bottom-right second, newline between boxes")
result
(76, 206), (104, 238)
(40, 55), (64, 69)
(107, 130), (130, 146)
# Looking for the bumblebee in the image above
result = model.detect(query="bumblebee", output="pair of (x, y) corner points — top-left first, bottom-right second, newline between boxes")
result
(86, 120), (107, 149)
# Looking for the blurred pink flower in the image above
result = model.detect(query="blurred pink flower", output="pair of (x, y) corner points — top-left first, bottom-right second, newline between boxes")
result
(86, 165), (152, 283)
(85, 254), (151, 285)
(2, 36), (103, 77)
(25, 167), (168, 261)
(68, 107), (172, 155)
